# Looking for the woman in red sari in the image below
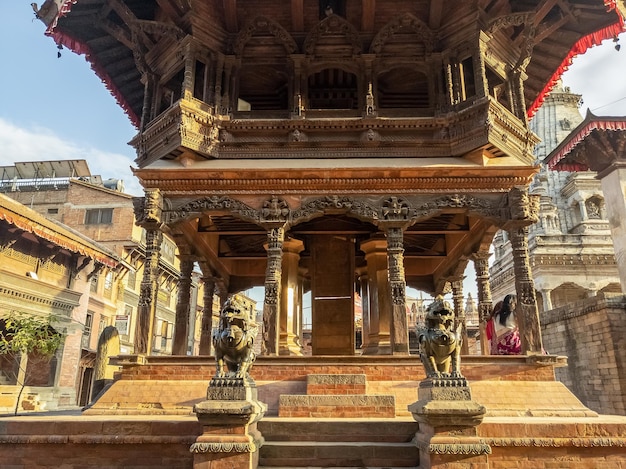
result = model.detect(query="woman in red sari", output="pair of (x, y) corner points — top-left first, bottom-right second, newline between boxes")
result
(486, 294), (521, 355)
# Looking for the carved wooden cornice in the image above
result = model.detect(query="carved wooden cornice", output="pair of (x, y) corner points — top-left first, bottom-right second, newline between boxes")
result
(140, 173), (534, 195)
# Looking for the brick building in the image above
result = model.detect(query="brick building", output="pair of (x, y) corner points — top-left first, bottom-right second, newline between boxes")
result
(0, 189), (122, 412)
(1, 160), (205, 405)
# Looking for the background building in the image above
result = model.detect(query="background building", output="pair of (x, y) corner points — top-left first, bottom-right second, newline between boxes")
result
(0, 159), (207, 407)
(490, 83), (622, 310)
(0, 189), (122, 412)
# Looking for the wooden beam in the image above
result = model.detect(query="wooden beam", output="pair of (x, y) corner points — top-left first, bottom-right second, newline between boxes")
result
(428, 0), (443, 30)
(107, 0), (153, 47)
(362, 0), (375, 31)
(156, 0), (183, 19)
(100, 18), (134, 49)
(291, 0), (304, 31)
(223, 0), (238, 33)
(533, 0), (559, 27)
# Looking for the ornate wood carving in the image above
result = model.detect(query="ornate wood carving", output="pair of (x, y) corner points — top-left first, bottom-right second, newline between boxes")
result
(133, 188), (163, 226)
(303, 15), (361, 56)
(199, 275), (216, 355)
(172, 258), (194, 355)
(509, 225), (543, 354)
(471, 251), (493, 323)
(135, 226), (163, 354)
(291, 196), (379, 226)
(386, 226), (409, 354)
(263, 227), (285, 355)
(166, 196), (260, 225)
(370, 13), (434, 55)
(414, 194), (505, 223)
(232, 16), (298, 55)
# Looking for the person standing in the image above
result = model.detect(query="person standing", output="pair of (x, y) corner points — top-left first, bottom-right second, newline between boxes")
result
(486, 294), (521, 355)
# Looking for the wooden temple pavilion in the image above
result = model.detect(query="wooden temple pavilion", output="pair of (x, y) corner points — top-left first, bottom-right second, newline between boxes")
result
(36, 0), (625, 358)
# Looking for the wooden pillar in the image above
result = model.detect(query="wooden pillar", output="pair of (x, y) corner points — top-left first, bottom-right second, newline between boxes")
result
(310, 234), (355, 355)
(280, 238), (304, 355)
(508, 226), (543, 354)
(451, 276), (469, 355)
(472, 251), (492, 355)
(263, 227), (285, 355)
(357, 268), (370, 352)
(214, 54), (225, 113)
(386, 227), (409, 355)
(199, 276), (216, 355)
(172, 257), (194, 355)
(181, 40), (196, 100)
(133, 189), (163, 355)
(140, 73), (156, 131)
(360, 238), (390, 355)
(507, 186), (543, 354)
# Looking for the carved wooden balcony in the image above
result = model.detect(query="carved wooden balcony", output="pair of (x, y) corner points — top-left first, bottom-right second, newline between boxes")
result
(132, 95), (538, 169)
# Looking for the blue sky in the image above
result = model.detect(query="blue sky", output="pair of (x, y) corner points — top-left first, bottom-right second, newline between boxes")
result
(1, 3), (625, 301)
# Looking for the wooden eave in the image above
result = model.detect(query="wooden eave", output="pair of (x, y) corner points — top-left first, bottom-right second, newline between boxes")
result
(0, 192), (121, 268)
(544, 111), (626, 173)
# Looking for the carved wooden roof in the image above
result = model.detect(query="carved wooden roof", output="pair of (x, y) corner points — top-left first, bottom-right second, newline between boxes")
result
(38, 0), (624, 128)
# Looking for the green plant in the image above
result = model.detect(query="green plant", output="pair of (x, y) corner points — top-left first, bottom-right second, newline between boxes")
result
(0, 312), (64, 415)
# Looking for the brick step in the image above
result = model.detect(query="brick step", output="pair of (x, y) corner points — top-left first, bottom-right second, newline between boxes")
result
(258, 418), (418, 443)
(278, 394), (395, 418)
(306, 374), (367, 395)
(258, 441), (419, 468)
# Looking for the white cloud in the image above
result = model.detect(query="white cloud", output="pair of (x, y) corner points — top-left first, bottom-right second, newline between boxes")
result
(0, 118), (142, 196)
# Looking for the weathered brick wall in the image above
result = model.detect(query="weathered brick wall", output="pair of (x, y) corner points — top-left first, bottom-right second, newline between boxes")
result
(541, 294), (626, 415)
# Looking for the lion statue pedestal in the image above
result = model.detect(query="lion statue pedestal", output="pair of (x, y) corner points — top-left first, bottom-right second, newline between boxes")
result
(192, 297), (267, 469)
(409, 297), (488, 468)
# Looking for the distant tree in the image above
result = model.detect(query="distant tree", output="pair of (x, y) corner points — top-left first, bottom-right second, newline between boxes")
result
(0, 312), (64, 415)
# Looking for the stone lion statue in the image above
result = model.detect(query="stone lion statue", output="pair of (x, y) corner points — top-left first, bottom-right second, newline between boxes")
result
(418, 296), (463, 379)
(213, 296), (257, 379)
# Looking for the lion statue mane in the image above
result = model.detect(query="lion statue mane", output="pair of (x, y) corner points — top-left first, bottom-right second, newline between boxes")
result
(212, 296), (257, 379)
(418, 296), (463, 379)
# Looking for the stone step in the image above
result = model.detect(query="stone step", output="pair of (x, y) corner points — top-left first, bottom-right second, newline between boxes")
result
(306, 374), (367, 395)
(258, 418), (418, 443)
(258, 441), (419, 468)
(278, 394), (395, 418)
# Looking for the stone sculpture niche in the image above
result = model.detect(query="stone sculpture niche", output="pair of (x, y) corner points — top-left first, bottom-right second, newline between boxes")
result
(417, 296), (463, 379)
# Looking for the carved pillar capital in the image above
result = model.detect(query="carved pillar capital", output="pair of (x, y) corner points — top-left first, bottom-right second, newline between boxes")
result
(133, 188), (163, 228)
(506, 186), (540, 227)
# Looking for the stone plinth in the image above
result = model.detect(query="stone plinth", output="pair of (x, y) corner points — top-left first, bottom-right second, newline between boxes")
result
(192, 377), (267, 469)
(409, 377), (489, 469)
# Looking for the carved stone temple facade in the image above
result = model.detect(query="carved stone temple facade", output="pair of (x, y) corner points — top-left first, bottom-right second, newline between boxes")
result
(34, 0), (626, 360)
(490, 83), (622, 311)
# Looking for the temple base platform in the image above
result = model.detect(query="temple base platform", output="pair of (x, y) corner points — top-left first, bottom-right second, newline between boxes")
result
(1, 355), (625, 468)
